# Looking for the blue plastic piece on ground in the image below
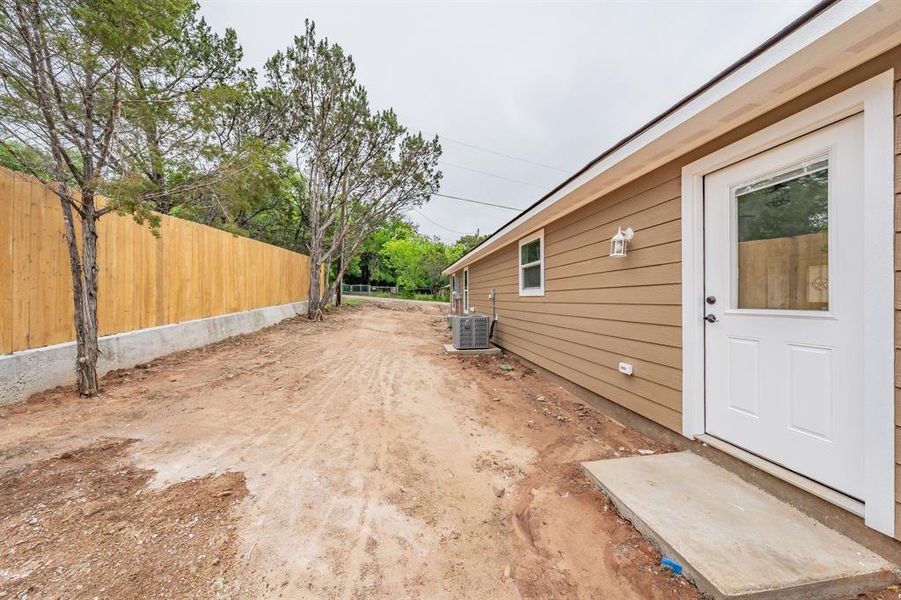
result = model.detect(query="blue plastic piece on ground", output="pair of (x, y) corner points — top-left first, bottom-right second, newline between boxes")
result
(661, 556), (683, 576)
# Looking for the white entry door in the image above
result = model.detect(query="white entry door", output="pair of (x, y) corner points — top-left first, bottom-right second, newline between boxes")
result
(704, 115), (865, 499)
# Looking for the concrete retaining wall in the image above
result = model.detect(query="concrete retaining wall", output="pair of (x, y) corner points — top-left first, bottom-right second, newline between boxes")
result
(0, 300), (309, 406)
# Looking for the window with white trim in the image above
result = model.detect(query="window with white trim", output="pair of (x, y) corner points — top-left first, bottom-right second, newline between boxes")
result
(462, 268), (469, 313)
(518, 230), (544, 296)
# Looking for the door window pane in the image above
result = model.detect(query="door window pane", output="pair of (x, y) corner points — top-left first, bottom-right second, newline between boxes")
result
(522, 264), (541, 289)
(735, 158), (828, 310)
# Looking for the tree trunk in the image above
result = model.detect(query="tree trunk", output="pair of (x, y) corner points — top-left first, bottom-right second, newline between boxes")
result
(324, 232), (364, 310)
(336, 255), (343, 306)
(307, 178), (324, 321)
(59, 190), (100, 396)
(336, 181), (347, 307)
(322, 255), (334, 306)
(307, 245), (323, 320)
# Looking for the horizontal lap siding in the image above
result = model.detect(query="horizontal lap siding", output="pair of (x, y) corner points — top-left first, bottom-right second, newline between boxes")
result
(468, 174), (683, 432)
(461, 47), (901, 505)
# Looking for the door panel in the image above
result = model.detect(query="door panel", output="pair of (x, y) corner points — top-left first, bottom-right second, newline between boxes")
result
(787, 344), (833, 442)
(727, 337), (760, 417)
(704, 115), (864, 499)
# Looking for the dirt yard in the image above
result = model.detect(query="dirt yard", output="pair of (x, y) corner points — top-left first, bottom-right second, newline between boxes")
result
(0, 298), (741, 598)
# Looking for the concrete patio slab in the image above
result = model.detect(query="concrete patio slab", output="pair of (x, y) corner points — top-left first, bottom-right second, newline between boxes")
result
(442, 343), (501, 355)
(582, 452), (898, 599)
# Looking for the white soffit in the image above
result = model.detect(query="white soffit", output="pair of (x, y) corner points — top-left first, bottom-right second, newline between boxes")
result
(443, 0), (901, 275)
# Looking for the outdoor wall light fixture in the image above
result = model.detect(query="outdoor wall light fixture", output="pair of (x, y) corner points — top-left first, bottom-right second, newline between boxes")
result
(609, 227), (634, 258)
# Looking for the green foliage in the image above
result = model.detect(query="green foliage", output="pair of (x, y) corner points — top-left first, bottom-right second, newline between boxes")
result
(0, 141), (54, 180)
(118, 1), (268, 218)
(453, 233), (488, 252)
(352, 219), (479, 297)
(0, 0), (200, 393)
(346, 218), (416, 283)
(162, 139), (296, 238)
(0, 0), (193, 221)
(235, 163), (309, 249)
(263, 20), (443, 313)
(737, 168), (828, 242)
(1, 2), (447, 319)
(443, 232), (487, 268)
(74, 0), (192, 56)
(363, 289), (448, 303)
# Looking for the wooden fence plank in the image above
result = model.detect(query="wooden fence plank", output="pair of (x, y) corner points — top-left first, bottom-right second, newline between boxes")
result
(11, 175), (32, 351)
(0, 172), (14, 353)
(0, 167), (313, 353)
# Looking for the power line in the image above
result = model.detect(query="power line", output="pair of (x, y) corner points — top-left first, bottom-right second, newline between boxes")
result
(439, 135), (569, 173)
(440, 160), (547, 189)
(412, 126), (570, 173)
(432, 192), (522, 211)
(410, 208), (470, 235)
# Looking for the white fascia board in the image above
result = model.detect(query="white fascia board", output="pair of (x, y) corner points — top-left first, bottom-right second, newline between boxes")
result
(443, 0), (896, 276)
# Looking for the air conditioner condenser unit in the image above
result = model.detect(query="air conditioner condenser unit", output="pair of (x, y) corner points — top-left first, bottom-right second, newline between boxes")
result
(451, 314), (490, 350)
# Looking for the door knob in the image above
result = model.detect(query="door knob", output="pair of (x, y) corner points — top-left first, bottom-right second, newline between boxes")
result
(706, 296), (716, 305)
(704, 314), (718, 323)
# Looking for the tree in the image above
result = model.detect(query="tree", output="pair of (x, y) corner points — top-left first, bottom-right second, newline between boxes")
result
(115, 3), (245, 214)
(454, 232), (487, 252)
(342, 221), (482, 295)
(0, 0), (193, 395)
(443, 232), (487, 269)
(382, 236), (427, 291)
(0, 139), (50, 177)
(113, 3), (296, 235)
(236, 167), (308, 249)
(264, 21), (442, 320)
(380, 227), (473, 295)
(165, 139), (292, 236)
(347, 217), (415, 284)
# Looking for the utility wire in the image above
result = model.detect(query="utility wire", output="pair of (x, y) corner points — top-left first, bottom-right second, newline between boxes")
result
(411, 208), (471, 235)
(439, 135), (569, 173)
(432, 192), (523, 211)
(440, 160), (547, 189)
(411, 125), (570, 173)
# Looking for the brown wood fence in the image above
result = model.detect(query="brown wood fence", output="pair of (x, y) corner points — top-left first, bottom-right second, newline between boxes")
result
(0, 167), (312, 354)
(738, 231), (829, 311)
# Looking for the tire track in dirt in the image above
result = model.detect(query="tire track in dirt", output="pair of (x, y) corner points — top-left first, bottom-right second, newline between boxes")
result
(1, 300), (699, 599)
(233, 316), (449, 597)
(237, 347), (391, 594)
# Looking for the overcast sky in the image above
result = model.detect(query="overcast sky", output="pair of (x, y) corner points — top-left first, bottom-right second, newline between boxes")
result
(198, 0), (819, 242)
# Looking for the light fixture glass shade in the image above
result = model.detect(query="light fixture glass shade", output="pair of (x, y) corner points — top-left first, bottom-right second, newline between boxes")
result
(609, 227), (633, 258)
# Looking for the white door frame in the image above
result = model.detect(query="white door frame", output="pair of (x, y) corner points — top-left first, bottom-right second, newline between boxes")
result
(462, 267), (469, 314)
(680, 71), (895, 535)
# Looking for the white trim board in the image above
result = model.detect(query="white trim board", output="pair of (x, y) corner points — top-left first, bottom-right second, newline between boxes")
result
(696, 434), (865, 517)
(462, 267), (470, 314)
(680, 71), (895, 536)
(517, 229), (545, 297)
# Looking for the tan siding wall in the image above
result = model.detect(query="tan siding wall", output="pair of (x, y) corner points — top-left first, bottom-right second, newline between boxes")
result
(468, 167), (684, 431)
(461, 46), (901, 534)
